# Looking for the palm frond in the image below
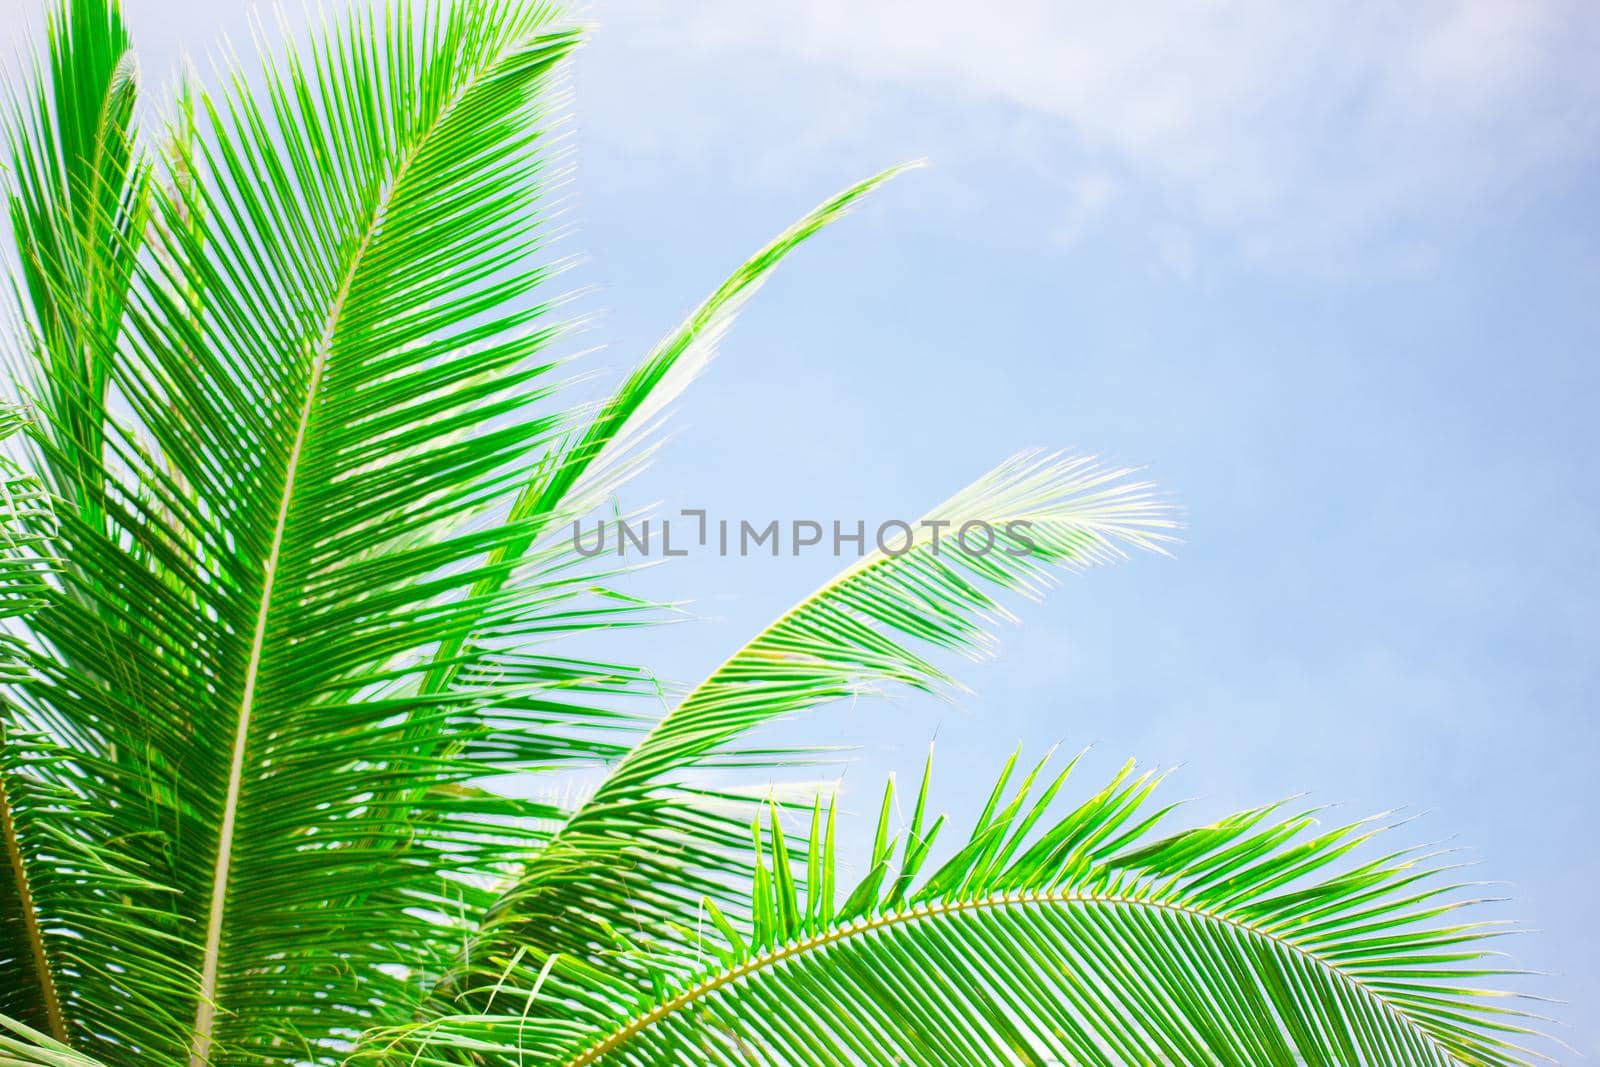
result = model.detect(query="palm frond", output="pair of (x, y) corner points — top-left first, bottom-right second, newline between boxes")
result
(1, 404), (64, 1040)
(4, 412), (177, 1053)
(379, 752), (1543, 1066)
(543, 161), (921, 522)
(3, 0), (146, 517)
(426, 451), (1176, 1009)
(0, 405), (55, 621)
(0, 1013), (110, 1067)
(2, 0), (662, 1060)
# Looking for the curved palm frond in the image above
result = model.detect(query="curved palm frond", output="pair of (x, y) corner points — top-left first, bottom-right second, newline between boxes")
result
(539, 160), (921, 525)
(378, 751), (1543, 1067)
(425, 452), (1177, 1010)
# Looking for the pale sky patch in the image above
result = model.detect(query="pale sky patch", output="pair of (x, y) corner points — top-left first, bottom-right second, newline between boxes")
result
(644, 0), (1600, 275)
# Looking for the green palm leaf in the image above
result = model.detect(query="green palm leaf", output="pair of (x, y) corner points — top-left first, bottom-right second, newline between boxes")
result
(379, 752), (1542, 1066)
(1, 404), (64, 1040)
(0, 1013), (110, 1067)
(4, 0), (145, 519)
(105, 5), (581, 1060)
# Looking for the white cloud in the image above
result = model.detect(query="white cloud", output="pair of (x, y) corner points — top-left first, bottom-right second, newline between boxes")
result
(660, 0), (1600, 274)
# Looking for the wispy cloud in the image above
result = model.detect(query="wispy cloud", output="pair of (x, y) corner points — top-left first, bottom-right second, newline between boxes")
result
(653, 0), (1600, 275)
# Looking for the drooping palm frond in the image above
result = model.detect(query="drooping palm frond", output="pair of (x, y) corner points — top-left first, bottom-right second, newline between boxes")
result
(378, 751), (1543, 1067)
(423, 452), (1177, 1011)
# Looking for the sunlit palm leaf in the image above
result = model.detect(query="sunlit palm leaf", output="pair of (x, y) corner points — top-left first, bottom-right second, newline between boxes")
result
(382, 753), (1542, 1066)
(1, 405), (66, 1040)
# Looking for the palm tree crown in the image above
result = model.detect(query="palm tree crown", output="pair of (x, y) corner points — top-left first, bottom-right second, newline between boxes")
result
(0, 1), (1546, 1064)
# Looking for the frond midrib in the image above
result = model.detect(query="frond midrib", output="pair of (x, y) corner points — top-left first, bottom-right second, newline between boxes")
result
(562, 888), (1461, 1067)
(0, 762), (67, 1040)
(184, 29), (547, 1062)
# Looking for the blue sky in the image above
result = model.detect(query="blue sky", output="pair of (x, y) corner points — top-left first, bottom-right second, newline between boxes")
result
(7, 0), (1599, 1056)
